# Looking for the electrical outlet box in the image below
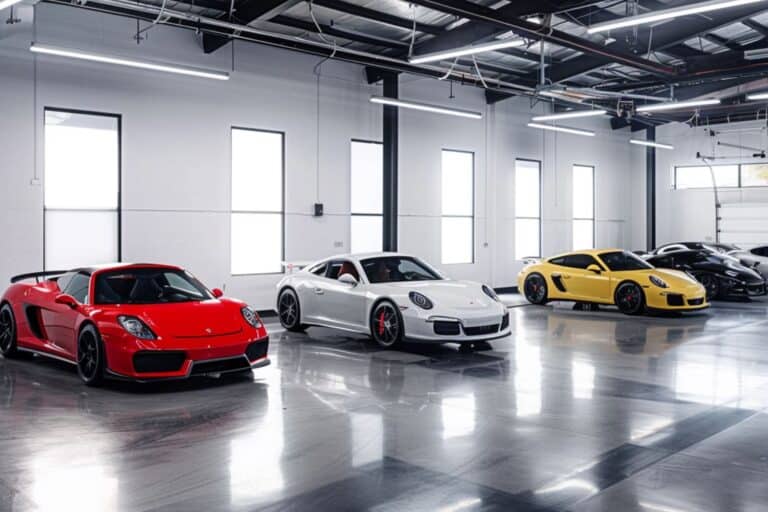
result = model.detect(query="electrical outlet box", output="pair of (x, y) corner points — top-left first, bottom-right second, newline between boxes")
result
(334, 241), (343, 248)
(30, 178), (41, 186)
(313, 203), (324, 217)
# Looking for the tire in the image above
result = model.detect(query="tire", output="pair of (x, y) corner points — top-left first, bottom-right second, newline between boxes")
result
(278, 288), (307, 332)
(698, 273), (720, 300)
(0, 304), (20, 358)
(77, 324), (105, 387)
(523, 274), (548, 305)
(614, 282), (646, 316)
(370, 300), (404, 349)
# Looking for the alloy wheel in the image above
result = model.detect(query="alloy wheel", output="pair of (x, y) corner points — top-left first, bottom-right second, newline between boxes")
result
(524, 275), (547, 304)
(0, 308), (14, 353)
(279, 292), (298, 328)
(78, 332), (99, 381)
(616, 283), (643, 314)
(372, 303), (400, 347)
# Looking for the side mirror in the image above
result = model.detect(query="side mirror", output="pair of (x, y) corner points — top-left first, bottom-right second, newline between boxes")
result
(211, 288), (224, 298)
(55, 294), (78, 309)
(586, 264), (602, 274)
(338, 273), (358, 286)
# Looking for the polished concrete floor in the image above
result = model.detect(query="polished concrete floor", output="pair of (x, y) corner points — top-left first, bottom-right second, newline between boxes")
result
(3, 298), (768, 511)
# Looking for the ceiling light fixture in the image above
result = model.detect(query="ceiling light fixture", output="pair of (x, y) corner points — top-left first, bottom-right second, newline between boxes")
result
(409, 38), (525, 65)
(370, 96), (483, 119)
(531, 109), (607, 121)
(0, 0), (23, 9)
(527, 123), (595, 137)
(587, 0), (766, 34)
(747, 92), (768, 100)
(630, 139), (674, 150)
(744, 48), (768, 60)
(636, 98), (720, 112)
(30, 43), (230, 80)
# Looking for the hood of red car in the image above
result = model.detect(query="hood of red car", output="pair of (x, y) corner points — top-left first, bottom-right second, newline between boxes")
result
(122, 300), (244, 338)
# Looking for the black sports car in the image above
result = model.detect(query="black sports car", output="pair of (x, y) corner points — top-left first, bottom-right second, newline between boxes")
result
(645, 250), (766, 299)
(651, 241), (740, 256)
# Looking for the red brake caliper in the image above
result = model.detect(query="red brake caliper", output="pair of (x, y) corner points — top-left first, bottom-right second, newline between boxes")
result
(378, 310), (386, 336)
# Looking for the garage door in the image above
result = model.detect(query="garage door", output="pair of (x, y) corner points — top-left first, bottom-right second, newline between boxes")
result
(719, 203), (768, 248)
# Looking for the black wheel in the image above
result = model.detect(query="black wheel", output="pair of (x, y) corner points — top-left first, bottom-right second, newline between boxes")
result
(77, 325), (105, 387)
(278, 288), (306, 332)
(698, 274), (720, 300)
(523, 274), (548, 305)
(614, 282), (646, 316)
(370, 301), (403, 349)
(0, 304), (19, 358)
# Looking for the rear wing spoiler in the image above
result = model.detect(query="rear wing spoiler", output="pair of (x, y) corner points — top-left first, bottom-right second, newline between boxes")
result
(281, 261), (313, 274)
(10, 270), (69, 284)
(521, 257), (541, 265)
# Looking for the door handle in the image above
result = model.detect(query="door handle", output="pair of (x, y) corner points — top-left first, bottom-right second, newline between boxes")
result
(314, 288), (324, 295)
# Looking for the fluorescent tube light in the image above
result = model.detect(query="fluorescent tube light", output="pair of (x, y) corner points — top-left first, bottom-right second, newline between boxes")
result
(30, 43), (230, 81)
(744, 48), (768, 60)
(587, 0), (766, 34)
(630, 139), (674, 150)
(370, 96), (483, 119)
(527, 123), (595, 137)
(747, 92), (768, 100)
(409, 38), (525, 64)
(532, 109), (607, 121)
(636, 99), (720, 112)
(0, 0), (23, 9)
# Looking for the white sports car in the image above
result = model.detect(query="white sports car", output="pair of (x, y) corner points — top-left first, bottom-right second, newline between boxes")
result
(275, 253), (511, 348)
(727, 246), (768, 280)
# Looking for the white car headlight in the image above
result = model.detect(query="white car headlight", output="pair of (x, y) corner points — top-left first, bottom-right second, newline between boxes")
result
(409, 292), (433, 310)
(649, 275), (668, 288)
(482, 285), (500, 302)
(117, 316), (156, 340)
(241, 306), (263, 328)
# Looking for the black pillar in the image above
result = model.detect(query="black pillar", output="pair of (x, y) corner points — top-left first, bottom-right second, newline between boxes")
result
(382, 73), (399, 252)
(646, 127), (656, 251)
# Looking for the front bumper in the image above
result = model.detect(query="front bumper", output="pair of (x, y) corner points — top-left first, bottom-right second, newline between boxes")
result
(644, 287), (709, 311)
(403, 309), (511, 343)
(720, 279), (767, 297)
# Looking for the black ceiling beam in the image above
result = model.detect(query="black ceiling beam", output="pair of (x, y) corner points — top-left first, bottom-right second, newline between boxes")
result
(743, 18), (768, 38)
(311, 0), (444, 36)
(203, 0), (302, 53)
(269, 15), (409, 49)
(407, 0), (675, 76)
(703, 33), (742, 51)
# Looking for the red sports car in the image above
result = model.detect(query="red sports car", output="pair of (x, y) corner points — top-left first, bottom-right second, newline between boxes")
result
(0, 263), (269, 386)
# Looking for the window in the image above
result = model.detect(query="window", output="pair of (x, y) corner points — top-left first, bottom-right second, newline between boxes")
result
(350, 140), (383, 253)
(572, 165), (595, 250)
(599, 251), (652, 271)
(361, 256), (442, 283)
(94, 267), (212, 304)
(231, 128), (284, 275)
(741, 163), (768, 187)
(63, 273), (91, 304)
(44, 109), (120, 270)
(309, 263), (328, 276)
(674, 165), (739, 189)
(441, 150), (474, 264)
(515, 159), (541, 259)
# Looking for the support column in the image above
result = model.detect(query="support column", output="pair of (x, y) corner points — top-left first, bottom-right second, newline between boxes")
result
(646, 127), (656, 251)
(382, 73), (399, 252)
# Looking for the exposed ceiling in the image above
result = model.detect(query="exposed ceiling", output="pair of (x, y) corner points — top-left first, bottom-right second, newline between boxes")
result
(42, 0), (768, 128)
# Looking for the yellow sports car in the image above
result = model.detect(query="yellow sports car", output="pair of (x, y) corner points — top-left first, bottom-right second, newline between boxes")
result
(517, 249), (708, 315)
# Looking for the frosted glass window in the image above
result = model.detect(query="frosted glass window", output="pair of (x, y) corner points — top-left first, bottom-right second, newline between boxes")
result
(44, 109), (120, 270)
(441, 150), (474, 264)
(675, 165), (738, 189)
(572, 165), (595, 250)
(741, 164), (768, 187)
(515, 160), (541, 259)
(231, 128), (284, 275)
(350, 141), (383, 253)
(442, 217), (473, 265)
(351, 215), (383, 254)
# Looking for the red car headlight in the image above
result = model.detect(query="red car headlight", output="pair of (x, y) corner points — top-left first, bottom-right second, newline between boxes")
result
(117, 316), (156, 340)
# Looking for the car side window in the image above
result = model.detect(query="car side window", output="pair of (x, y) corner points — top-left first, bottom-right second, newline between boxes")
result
(548, 257), (566, 266)
(331, 260), (360, 281)
(326, 261), (342, 279)
(64, 273), (90, 304)
(309, 263), (327, 276)
(752, 247), (768, 257)
(563, 254), (602, 270)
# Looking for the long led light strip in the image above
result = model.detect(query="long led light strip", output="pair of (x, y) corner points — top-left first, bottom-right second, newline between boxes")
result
(587, 0), (766, 34)
(630, 139), (674, 150)
(370, 96), (483, 119)
(0, 0), (23, 9)
(531, 109), (607, 121)
(636, 98), (720, 112)
(747, 92), (768, 100)
(527, 123), (595, 137)
(409, 38), (525, 65)
(30, 43), (230, 81)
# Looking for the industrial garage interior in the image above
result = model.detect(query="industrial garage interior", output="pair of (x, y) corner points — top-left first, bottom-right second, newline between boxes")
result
(3, 0), (768, 510)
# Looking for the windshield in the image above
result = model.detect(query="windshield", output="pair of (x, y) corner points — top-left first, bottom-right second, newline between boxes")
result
(94, 268), (213, 304)
(361, 256), (442, 284)
(599, 251), (653, 271)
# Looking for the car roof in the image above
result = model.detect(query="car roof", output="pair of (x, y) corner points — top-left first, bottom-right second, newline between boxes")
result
(547, 249), (624, 259)
(76, 263), (184, 274)
(321, 252), (412, 262)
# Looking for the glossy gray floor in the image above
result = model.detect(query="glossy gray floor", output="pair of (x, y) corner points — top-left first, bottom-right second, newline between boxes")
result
(3, 298), (768, 512)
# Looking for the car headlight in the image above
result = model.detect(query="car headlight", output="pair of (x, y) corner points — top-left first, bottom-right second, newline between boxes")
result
(409, 291), (433, 310)
(241, 306), (263, 328)
(724, 270), (739, 278)
(649, 275), (668, 288)
(482, 285), (500, 302)
(117, 316), (156, 340)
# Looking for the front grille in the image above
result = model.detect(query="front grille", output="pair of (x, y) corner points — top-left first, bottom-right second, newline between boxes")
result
(747, 284), (766, 296)
(133, 351), (186, 373)
(666, 294), (684, 306)
(463, 324), (499, 336)
(246, 338), (269, 362)
(500, 312), (510, 331)
(688, 298), (705, 306)
(434, 321), (460, 335)
(191, 356), (250, 376)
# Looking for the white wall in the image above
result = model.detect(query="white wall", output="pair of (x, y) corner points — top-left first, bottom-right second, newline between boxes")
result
(655, 121), (768, 246)
(0, 3), (640, 309)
